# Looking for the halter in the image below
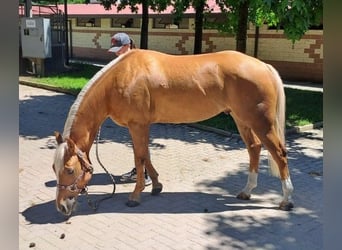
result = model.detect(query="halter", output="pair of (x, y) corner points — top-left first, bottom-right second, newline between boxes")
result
(56, 128), (116, 212)
(57, 149), (93, 194)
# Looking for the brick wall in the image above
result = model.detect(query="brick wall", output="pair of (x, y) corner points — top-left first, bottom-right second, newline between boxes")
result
(69, 17), (323, 83)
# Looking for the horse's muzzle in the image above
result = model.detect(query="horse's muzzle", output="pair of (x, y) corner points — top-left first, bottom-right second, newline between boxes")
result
(57, 196), (77, 216)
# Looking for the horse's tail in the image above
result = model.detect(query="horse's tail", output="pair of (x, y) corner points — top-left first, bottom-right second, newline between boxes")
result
(266, 64), (286, 178)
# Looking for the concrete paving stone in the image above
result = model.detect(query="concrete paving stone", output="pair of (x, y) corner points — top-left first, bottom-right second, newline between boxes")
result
(19, 84), (323, 250)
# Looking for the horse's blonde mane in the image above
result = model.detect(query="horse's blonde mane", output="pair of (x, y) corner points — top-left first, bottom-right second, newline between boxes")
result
(62, 55), (126, 138)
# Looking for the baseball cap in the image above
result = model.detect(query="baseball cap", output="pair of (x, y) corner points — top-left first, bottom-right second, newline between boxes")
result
(108, 33), (131, 53)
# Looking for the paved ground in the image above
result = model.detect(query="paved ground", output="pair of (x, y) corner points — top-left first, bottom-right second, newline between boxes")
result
(19, 84), (323, 250)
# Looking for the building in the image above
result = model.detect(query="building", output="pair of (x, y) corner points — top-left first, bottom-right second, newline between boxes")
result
(19, 2), (323, 83)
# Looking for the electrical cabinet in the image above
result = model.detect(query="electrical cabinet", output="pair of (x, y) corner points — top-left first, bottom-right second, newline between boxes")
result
(21, 17), (52, 58)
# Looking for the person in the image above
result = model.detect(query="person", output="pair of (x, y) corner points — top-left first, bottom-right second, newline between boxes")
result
(108, 32), (152, 186)
(108, 32), (136, 56)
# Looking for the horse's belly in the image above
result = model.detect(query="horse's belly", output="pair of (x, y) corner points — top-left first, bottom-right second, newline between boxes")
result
(151, 99), (225, 124)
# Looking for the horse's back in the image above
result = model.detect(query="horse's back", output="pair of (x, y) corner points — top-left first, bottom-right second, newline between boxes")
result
(109, 49), (280, 124)
(123, 49), (273, 90)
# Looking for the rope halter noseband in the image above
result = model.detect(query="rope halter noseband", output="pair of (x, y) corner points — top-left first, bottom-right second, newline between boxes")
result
(57, 148), (93, 194)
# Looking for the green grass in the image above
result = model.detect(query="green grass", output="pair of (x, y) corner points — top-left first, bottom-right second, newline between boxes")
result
(32, 62), (323, 133)
(198, 88), (323, 131)
(34, 63), (101, 95)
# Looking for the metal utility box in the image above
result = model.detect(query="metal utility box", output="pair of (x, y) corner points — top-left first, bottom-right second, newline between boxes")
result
(21, 17), (52, 58)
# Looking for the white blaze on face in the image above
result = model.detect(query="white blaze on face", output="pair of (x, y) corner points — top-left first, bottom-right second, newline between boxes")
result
(53, 142), (68, 195)
(53, 142), (78, 215)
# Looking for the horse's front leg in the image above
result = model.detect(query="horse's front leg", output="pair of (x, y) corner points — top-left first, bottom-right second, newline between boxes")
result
(126, 123), (162, 207)
(126, 123), (148, 207)
(145, 154), (163, 195)
(126, 152), (146, 207)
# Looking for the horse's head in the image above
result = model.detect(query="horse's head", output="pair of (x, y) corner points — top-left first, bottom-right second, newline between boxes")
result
(52, 132), (93, 216)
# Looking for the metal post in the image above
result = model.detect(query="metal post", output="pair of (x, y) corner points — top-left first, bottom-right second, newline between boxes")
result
(24, 0), (35, 75)
(68, 20), (73, 59)
(25, 0), (32, 17)
(64, 0), (69, 65)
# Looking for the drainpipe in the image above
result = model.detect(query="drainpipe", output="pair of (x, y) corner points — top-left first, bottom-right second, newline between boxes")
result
(254, 26), (259, 58)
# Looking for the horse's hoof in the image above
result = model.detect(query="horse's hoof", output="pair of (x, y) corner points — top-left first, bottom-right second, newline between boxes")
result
(279, 201), (294, 211)
(126, 200), (140, 207)
(236, 192), (251, 200)
(151, 183), (163, 196)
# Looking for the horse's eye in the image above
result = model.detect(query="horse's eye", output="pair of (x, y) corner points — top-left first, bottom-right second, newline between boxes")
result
(66, 168), (74, 175)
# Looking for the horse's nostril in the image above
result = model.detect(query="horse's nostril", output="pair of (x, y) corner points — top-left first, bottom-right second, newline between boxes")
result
(68, 196), (74, 200)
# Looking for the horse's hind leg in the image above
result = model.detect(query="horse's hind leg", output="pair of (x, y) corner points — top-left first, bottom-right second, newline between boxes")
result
(233, 118), (262, 200)
(255, 126), (294, 211)
(127, 123), (163, 207)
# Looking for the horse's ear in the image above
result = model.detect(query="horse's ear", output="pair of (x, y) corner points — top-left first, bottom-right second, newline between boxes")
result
(54, 131), (64, 144)
(65, 138), (76, 154)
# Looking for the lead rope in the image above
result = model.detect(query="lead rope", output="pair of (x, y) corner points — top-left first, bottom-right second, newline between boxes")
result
(83, 125), (116, 211)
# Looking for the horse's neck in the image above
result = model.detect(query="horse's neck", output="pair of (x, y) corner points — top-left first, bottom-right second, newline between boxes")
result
(65, 88), (108, 154)
(70, 116), (104, 154)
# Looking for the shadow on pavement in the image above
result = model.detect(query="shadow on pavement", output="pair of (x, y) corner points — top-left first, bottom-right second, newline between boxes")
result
(21, 191), (279, 225)
(45, 173), (123, 188)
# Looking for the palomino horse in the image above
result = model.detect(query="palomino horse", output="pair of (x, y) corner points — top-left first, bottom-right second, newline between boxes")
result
(52, 49), (294, 216)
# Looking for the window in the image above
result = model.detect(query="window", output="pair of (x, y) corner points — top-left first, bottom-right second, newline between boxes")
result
(204, 14), (227, 30)
(309, 23), (323, 30)
(153, 16), (189, 29)
(76, 17), (101, 27)
(268, 23), (323, 30)
(111, 18), (139, 28)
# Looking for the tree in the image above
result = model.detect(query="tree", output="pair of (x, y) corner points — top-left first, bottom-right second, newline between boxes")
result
(98, 0), (170, 49)
(214, 0), (323, 53)
(236, 0), (249, 53)
(193, 0), (206, 54)
(66, 0), (323, 54)
(172, 0), (209, 54)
